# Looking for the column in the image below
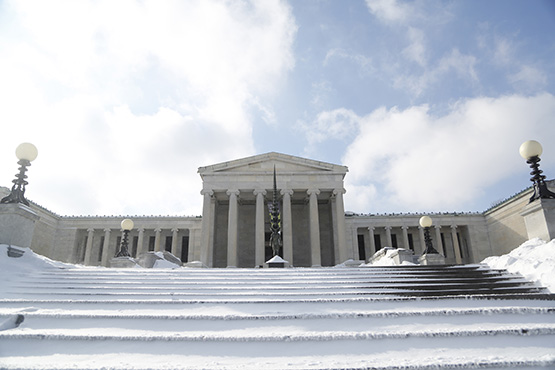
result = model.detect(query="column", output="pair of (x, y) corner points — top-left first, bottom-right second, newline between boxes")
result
(451, 225), (462, 264)
(84, 228), (95, 265)
(401, 225), (410, 250)
(307, 188), (321, 267)
(418, 226), (425, 254)
(333, 188), (348, 263)
(154, 228), (162, 252)
(171, 228), (179, 257)
(188, 228), (196, 262)
(385, 226), (392, 248)
(199, 189), (214, 266)
(352, 228), (358, 259)
(227, 189), (240, 267)
(281, 189), (294, 265)
(136, 228), (145, 257)
(100, 228), (111, 266)
(368, 227), (376, 257)
(434, 225), (445, 255)
(254, 189), (267, 267)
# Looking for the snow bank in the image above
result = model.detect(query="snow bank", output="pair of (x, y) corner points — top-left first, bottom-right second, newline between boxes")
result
(482, 238), (555, 293)
(0, 244), (75, 275)
(153, 258), (181, 269)
(152, 251), (182, 269)
(362, 248), (416, 266)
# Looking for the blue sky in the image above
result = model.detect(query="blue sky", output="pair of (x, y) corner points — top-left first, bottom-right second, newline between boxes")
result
(0, 0), (554, 216)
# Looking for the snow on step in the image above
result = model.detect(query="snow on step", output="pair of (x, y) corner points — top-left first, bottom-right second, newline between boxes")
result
(1, 263), (554, 369)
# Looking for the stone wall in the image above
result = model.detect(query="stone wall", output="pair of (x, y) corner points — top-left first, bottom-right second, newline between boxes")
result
(484, 188), (534, 256)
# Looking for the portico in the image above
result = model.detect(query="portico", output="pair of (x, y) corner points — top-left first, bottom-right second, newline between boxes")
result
(197, 152), (349, 268)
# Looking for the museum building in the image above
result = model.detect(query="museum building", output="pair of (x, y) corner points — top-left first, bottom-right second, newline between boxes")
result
(1, 152), (553, 267)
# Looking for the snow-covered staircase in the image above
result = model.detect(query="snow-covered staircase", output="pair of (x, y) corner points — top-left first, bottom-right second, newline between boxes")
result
(1, 265), (554, 369)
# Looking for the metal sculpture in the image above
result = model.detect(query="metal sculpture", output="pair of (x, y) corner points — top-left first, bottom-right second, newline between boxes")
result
(525, 155), (555, 203)
(269, 166), (282, 257)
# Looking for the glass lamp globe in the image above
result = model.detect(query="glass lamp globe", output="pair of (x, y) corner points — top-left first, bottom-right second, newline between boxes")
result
(15, 143), (38, 162)
(121, 219), (134, 231)
(419, 215), (433, 228)
(519, 140), (542, 160)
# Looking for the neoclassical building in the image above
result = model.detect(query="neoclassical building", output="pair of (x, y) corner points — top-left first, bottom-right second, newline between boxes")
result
(1, 152), (553, 267)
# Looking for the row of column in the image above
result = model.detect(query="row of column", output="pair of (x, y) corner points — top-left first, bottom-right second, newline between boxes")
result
(83, 227), (187, 266)
(363, 224), (463, 264)
(200, 187), (348, 267)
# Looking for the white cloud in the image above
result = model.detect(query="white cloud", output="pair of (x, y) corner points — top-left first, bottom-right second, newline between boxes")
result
(481, 34), (548, 93)
(337, 93), (555, 213)
(402, 27), (427, 67)
(365, 0), (413, 24)
(300, 108), (360, 157)
(324, 48), (375, 75)
(394, 48), (478, 96)
(0, 0), (297, 216)
(509, 65), (548, 91)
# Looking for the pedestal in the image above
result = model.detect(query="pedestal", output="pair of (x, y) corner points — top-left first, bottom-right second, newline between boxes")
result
(520, 198), (555, 242)
(418, 253), (446, 265)
(109, 256), (138, 268)
(391, 249), (415, 264)
(0, 203), (39, 249)
(265, 255), (289, 268)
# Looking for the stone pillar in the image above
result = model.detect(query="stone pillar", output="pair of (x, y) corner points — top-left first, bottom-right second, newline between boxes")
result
(200, 189), (215, 267)
(307, 188), (321, 267)
(520, 198), (555, 242)
(451, 225), (462, 264)
(188, 228), (196, 262)
(401, 225), (410, 250)
(254, 189), (267, 267)
(227, 189), (240, 268)
(368, 227), (376, 257)
(171, 228), (179, 257)
(0, 203), (39, 249)
(281, 189), (294, 265)
(434, 225), (444, 255)
(385, 226), (393, 248)
(84, 228), (95, 265)
(351, 228), (358, 259)
(154, 228), (162, 252)
(136, 228), (145, 257)
(333, 188), (348, 263)
(100, 228), (111, 267)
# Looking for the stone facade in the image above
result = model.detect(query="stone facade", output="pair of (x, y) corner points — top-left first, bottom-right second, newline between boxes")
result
(0, 152), (553, 267)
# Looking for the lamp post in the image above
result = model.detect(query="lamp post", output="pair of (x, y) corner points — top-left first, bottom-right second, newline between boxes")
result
(419, 216), (439, 254)
(519, 140), (555, 203)
(115, 219), (134, 257)
(1, 143), (38, 206)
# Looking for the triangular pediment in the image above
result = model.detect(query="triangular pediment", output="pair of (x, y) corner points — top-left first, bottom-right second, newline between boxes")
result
(198, 152), (348, 176)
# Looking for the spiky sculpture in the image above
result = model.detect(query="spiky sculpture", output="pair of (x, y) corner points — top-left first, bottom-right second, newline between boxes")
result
(269, 166), (282, 257)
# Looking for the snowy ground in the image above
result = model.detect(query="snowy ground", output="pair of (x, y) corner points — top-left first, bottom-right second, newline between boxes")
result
(0, 240), (554, 369)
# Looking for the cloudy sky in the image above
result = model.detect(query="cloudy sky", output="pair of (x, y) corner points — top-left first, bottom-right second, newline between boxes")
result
(1, 0), (554, 217)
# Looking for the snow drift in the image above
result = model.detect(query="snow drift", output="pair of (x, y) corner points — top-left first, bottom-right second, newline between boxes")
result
(482, 238), (555, 293)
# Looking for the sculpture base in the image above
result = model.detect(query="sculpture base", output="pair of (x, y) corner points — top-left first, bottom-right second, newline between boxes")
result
(265, 255), (289, 268)
(0, 203), (39, 249)
(418, 253), (446, 265)
(110, 257), (138, 268)
(520, 198), (555, 242)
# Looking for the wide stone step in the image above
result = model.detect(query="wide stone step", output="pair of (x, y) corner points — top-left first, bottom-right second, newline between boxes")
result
(3, 323), (555, 342)
(1, 326), (554, 370)
(2, 262), (553, 370)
